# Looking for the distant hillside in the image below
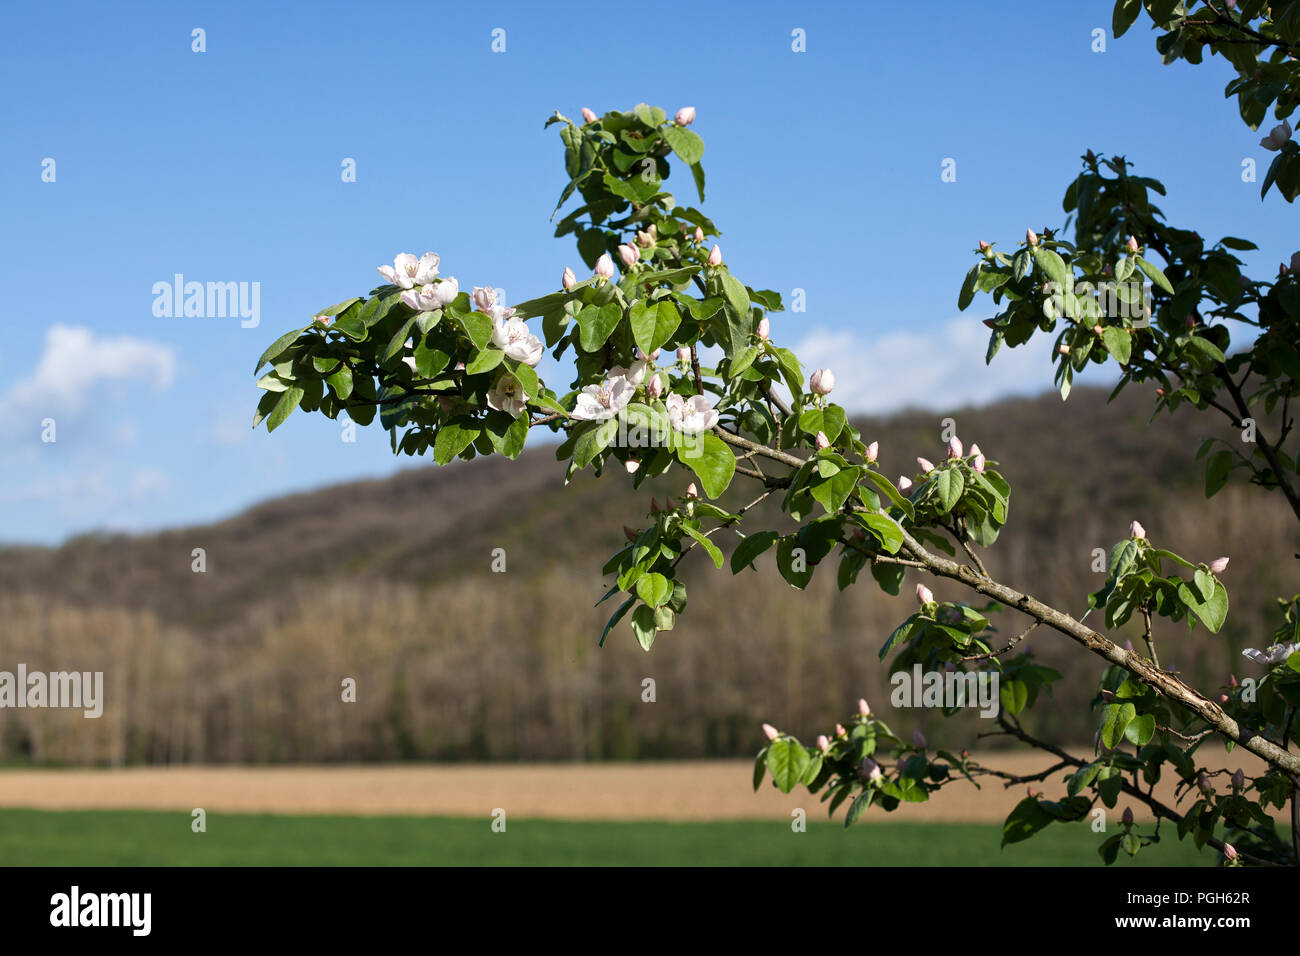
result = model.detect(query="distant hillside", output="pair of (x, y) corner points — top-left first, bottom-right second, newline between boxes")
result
(0, 387), (1294, 765)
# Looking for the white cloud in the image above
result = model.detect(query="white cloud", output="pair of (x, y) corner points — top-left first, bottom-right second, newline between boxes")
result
(789, 316), (1115, 414)
(0, 324), (176, 421)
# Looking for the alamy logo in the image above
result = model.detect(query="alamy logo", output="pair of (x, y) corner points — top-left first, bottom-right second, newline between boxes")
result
(890, 664), (1000, 718)
(0, 665), (103, 718)
(152, 274), (260, 327)
(50, 886), (151, 936)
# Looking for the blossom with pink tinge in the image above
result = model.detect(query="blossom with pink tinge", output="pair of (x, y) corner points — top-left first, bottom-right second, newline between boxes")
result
(865, 441), (878, 462)
(472, 286), (497, 313)
(898, 475), (914, 493)
(685, 482), (699, 500)
(1026, 228), (1039, 246)
(947, 436), (963, 458)
(757, 317), (770, 340)
(562, 267), (577, 290)
(815, 431), (830, 450)
(1224, 843), (1238, 861)
(645, 374), (664, 400)
(1126, 235), (1139, 253)
(618, 244), (639, 268)
(912, 729), (927, 748)
(809, 368), (835, 396)
(677, 346), (691, 362)
(1058, 344), (1070, 355)
(625, 460), (640, 474)
(858, 698), (870, 717)
(1208, 556), (1229, 574)
(693, 226), (704, 243)
(1231, 769), (1245, 790)
(378, 252), (439, 289)
(860, 758), (883, 783)
(1260, 119), (1292, 150)
(973, 454), (986, 473)
(1129, 520), (1146, 539)
(762, 723), (779, 741)
(917, 457), (935, 473)
(1122, 807), (1134, 825)
(1027, 786), (1038, 798)
(707, 244), (722, 267)
(816, 735), (830, 752)
(978, 240), (989, 252)
(581, 107), (597, 123)
(916, 583), (934, 605)
(675, 106), (696, 126)
(594, 253), (616, 280)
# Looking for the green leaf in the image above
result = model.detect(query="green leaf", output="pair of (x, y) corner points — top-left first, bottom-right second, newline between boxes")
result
(465, 346), (505, 375)
(1178, 580), (1228, 633)
(856, 513), (904, 554)
(433, 420), (479, 465)
(933, 468), (965, 514)
(1124, 713), (1156, 747)
(456, 311), (494, 350)
(662, 125), (704, 165)
(1136, 257), (1174, 295)
(265, 386), (303, 433)
(651, 300), (682, 352)
(325, 365), (353, 400)
(631, 604), (658, 651)
(577, 302), (623, 352)
(573, 418), (620, 468)
(1101, 702), (1136, 750)
(255, 327), (306, 374)
(765, 738), (811, 795)
(1033, 247), (1070, 289)
(1101, 327), (1132, 365)
(731, 530), (778, 573)
(635, 572), (672, 608)
(1000, 679), (1029, 717)
(628, 302), (656, 355)
(810, 466), (861, 515)
(679, 433), (735, 498)
(1002, 797), (1053, 846)
(484, 411), (528, 459)
(682, 526), (724, 569)
(690, 161), (705, 202)
(1112, 0), (1141, 36)
(1205, 449), (1233, 498)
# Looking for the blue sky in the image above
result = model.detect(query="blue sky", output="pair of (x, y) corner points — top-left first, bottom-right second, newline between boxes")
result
(0, 0), (1292, 544)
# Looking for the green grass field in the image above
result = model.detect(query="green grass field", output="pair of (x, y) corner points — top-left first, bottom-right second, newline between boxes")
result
(0, 809), (1213, 866)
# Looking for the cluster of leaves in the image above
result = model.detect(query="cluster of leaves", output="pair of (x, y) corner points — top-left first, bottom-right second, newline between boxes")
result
(1114, 0), (1300, 200)
(1088, 534), (1229, 633)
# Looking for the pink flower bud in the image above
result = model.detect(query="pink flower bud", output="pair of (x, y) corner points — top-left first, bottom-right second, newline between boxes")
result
(973, 454), (985, 473)
(968, 443), (981, 458)
(815, 431), (830, 450)
(624, 526), (638, 542)
(1122, 807), (1134, 825)
(762, 723), (779, 741)
(912, 729), (927, 748)
(858, 698), (871, 717)
(1027, 786), (1038, 798)
(1026, 228), (1039, 246)
(860, 758), (883, 783)
(1208, 556), (1229, 574)
(1129, 520), (1146, 539)
(581, 107), (598, 123)
(898, 475), (913, 493)
(916, 583), (934, 605)
(1058, 344), (1070, 355)
(757, 316), (770, 340)
(1197, 772), (1213, 795)
(472, 286), (497, 313)
(693, 226), (704, 243)
(707, 244), (722, 267)
(1126, 235), (1139, 253)
(646, 374), (664, 400)
(650, 498), (661, 513)
(677, 346), (691, 362)
(917, 457), (935, 473)
(618, 243), (639, 268)
(314, 314), (333, 326)
(594, 253), (615, 280)
(685, 482), (699, 499)
(625, 460), (640, 474)
(1228, 674), (1238, 688)
(674, 106), (696, 126)
(835, 723), (847, 737)
(1231, 769), (1245, 790)
(1122, 640), (1134, 651)
(562, 267), (577, 290)
(817, 735), (830, 752)
(947, 436), (963, 458)
(978, 240), (989, 252)
(1220, 694), (1230, 704)
(865, 441), (879, 462)
(809, 368), (835, 396)
(1223, 843), (1238, 861)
